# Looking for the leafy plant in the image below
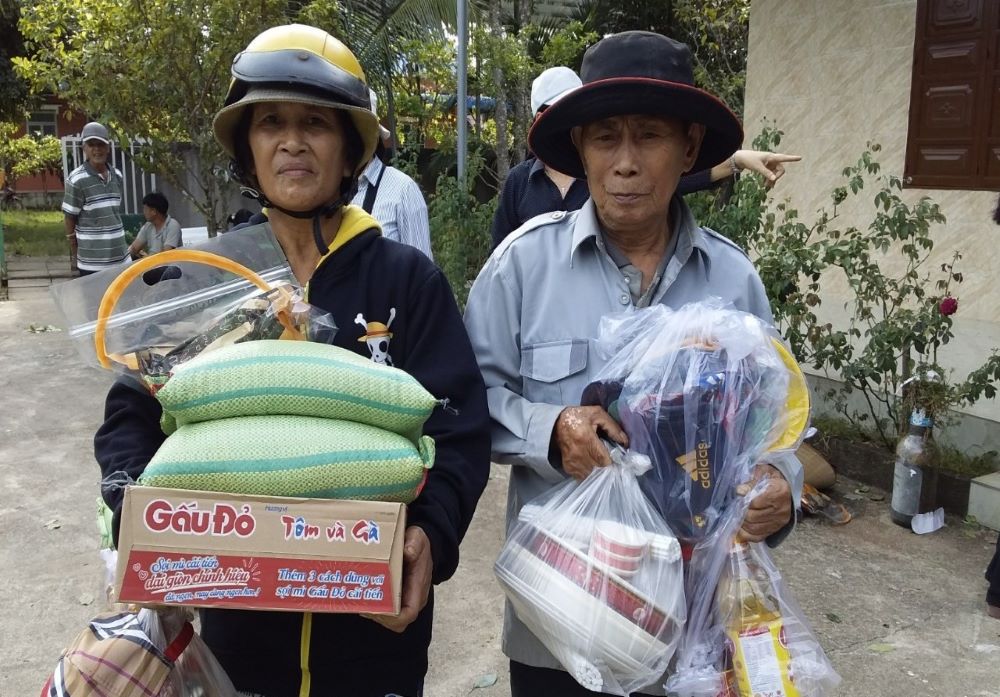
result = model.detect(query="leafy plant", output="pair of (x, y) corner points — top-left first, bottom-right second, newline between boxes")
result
(427, 147), (494, 309)
(15, 0), (323, 234)
(691, 125), (1000, 448)
(0, 121), (62, 185)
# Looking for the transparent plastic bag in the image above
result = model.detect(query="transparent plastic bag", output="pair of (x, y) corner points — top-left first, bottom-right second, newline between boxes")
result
(130, 280), (337, 393)
(666, 488), (840, 697)
(52, 224), (292, 368)
(495, 445), (686, 696)
(718, 539), (840, 696)
(50, 233), (338, 391)
(577, 301), (834, 696)
(147, 607), (240, 697)
(582, 302), (810, 545)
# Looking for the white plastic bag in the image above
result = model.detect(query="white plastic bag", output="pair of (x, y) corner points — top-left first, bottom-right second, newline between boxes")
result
(495, 446), (685, 695)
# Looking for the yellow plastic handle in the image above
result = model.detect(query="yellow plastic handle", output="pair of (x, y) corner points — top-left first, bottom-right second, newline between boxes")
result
(94, 249), (273, 369)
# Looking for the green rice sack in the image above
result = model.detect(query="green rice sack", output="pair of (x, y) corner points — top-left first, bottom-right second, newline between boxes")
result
(139, 415), (435, 503)
(155, 340), (438, 440)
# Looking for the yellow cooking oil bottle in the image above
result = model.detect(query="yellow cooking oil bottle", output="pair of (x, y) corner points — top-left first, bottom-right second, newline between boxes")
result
(717, 542), (799, 697)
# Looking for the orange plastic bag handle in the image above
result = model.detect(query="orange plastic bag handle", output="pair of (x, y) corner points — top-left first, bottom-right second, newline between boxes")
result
(94, 249), (274, 369)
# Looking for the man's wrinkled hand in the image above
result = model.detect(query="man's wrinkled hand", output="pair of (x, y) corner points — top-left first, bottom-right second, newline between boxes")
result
(362, 526), (432, 633)
(737, 463), (792, 542)
(553, 405), (628, 480)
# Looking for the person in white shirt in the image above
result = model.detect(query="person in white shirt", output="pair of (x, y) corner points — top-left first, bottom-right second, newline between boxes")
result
(351, 90), (433, 259)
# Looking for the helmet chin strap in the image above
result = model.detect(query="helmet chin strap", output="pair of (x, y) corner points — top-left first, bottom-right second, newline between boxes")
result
(240, 187), (350, 256)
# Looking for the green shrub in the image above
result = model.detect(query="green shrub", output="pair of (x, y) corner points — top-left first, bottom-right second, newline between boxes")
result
(428, 149), (495, 309)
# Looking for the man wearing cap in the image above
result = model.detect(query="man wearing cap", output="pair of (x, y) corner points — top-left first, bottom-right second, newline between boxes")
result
(350, 89), (433, 259)
(63, 121), (129, 275)
(490, 67), (801, 251)
(465, 31), (802, 695)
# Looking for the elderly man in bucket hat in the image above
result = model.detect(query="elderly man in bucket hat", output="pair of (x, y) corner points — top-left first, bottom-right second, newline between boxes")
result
(489, 65), (800, 251)
(464, 31), (803, 696)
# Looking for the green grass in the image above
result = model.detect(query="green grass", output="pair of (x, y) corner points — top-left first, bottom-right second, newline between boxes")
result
(1, 209), (67, 257)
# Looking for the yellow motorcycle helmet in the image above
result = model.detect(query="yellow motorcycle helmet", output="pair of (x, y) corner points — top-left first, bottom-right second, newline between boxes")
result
(213, 25), (382, 253)
(214, 24), (381, 172)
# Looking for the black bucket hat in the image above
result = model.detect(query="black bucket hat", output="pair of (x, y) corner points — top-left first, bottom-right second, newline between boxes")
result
(529, 31), (743, 179)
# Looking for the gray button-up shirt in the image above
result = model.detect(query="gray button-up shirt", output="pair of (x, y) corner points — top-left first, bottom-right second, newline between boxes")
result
(463, 196), (801, 687)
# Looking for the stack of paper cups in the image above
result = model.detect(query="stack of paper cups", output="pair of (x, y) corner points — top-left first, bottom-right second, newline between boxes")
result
(590, 521), (648, 577)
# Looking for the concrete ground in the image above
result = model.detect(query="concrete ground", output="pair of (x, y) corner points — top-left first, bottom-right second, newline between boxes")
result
(1, 264), (998, 697)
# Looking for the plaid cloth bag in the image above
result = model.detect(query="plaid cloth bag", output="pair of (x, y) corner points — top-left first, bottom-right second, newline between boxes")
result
(42, 608), (237, 696)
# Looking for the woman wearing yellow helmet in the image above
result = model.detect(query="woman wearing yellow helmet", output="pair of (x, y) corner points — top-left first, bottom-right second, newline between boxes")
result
(213, 23), (382, 262)
(95, 24), (491, 696)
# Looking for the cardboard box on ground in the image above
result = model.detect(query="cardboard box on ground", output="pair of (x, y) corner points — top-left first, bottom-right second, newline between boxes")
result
(115, 486), (405, 614)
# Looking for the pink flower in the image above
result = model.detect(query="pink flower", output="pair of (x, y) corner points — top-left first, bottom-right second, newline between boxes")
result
(939, 296), (958, 316)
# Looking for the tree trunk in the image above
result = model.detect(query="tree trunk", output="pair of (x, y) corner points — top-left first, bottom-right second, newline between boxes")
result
(489, 1), (509, 186)
(474, 41), (483, 140)
(511, 0), (533, 163)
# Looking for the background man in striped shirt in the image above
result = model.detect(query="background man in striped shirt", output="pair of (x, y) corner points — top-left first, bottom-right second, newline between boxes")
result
(63, 121), (129, 275)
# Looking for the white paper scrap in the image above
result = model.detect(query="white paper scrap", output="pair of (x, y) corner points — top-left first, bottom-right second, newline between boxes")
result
(911, 507), (945, 534)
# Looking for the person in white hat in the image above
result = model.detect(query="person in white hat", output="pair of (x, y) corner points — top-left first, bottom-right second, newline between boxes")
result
(349, 89), (434, 259)
(62, 121), (129, 274)
(489, 67), (801, 250)
(489, 67), (588, 250)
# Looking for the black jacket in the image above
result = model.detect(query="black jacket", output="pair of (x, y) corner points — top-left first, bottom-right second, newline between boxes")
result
(95, 221), (491, 695)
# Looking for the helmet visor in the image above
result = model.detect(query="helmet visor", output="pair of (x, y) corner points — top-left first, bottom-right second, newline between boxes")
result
(229, 48), (369, 109)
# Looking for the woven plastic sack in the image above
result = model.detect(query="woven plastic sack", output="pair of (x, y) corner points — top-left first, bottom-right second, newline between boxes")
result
(41, 607), (237, 697)
(495, 445), (686, 696)
(139, 415), (434, 503)
(156, 339), (437, 441)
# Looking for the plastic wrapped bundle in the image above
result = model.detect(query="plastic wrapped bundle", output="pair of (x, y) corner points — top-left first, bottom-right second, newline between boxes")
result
(53, 225), (298, 371)
(53, 242), (339, 387)
(716, 541), (840, 696)
(495, 446), (686, 696)
(41, 607), (238, 697)
(582, 302), (809, 544)
(579, 301), (836, 696)
(662, 483), (841, 697)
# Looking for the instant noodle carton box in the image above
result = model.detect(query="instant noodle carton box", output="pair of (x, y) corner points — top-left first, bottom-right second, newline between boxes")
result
(115, 486), (405, 614)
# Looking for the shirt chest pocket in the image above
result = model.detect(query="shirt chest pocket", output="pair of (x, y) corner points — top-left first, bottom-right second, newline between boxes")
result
(519, 339), (589, 404)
